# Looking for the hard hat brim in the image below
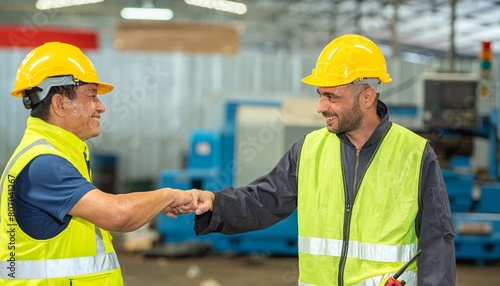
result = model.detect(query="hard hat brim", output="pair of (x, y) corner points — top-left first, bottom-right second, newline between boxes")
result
(301, 75), (392, 87)
(301, 75), (339, 87)
(96, 82), (114, 95)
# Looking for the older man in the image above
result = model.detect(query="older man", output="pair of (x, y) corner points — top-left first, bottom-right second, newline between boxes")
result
(0, 42), (193, 285)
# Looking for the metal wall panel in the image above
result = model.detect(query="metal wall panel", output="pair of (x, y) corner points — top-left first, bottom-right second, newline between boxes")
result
(0, 49), (494, 191)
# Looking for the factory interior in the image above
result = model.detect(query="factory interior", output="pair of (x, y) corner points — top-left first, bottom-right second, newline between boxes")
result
(1, 0), (500, 285)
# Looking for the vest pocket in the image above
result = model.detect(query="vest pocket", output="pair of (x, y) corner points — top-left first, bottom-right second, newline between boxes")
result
(69, 271), (113, 286)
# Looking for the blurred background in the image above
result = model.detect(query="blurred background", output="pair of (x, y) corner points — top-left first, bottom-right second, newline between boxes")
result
(1, 0), (500, 285)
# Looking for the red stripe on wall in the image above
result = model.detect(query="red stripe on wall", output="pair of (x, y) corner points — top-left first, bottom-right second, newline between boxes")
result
(0, 25), (98, 49)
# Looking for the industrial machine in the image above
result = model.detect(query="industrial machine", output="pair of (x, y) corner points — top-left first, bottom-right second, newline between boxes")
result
(420, 70), (500, 265)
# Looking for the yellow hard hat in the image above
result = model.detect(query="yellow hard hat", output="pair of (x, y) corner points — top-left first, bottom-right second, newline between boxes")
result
(11, 42), (114, 98)
(302, 34), (392, 87)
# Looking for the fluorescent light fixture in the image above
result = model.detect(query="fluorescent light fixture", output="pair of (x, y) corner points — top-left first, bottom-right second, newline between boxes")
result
(185, 0), (247, 15)
(36, 0), (104, 10)
(120, 7), (174, 20)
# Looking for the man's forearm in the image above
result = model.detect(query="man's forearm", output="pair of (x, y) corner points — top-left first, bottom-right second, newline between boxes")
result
(71, 188), (192, 232)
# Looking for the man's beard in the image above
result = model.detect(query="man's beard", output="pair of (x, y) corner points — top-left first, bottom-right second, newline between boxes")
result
(327, 100), (363, 134)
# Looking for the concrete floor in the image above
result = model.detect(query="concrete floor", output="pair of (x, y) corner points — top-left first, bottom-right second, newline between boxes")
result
(112, 233), (500, 286)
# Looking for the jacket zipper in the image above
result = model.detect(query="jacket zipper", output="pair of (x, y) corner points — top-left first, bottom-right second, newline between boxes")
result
(338, 148), (361, 285)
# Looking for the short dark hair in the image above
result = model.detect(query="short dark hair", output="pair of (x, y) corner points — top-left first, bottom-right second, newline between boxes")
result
(31, 85), (78, 121)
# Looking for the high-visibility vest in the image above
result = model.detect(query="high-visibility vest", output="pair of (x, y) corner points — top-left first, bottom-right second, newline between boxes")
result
(297, 124), (426, 286)
(0, 117), (123, 285)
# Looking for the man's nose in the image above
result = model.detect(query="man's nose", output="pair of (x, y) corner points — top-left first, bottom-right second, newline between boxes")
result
(316, 96), (328, 114)
(97, 99), (106, 113)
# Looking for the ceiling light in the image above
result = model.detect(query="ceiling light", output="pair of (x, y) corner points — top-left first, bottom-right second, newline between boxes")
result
(120, 7), (174, 20)
(36, 0), (104, 10)
(185, 0), (247, 15)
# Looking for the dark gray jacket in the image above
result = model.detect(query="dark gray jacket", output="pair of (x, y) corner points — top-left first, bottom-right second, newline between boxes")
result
(195, 100), (456, 285)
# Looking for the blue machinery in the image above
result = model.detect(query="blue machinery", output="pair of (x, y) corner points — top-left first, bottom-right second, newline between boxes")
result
(441, 113), (500, 265)
(420, 72), (500, 265)
(156, 100), (299, 256)
(156, 83), (500, 264)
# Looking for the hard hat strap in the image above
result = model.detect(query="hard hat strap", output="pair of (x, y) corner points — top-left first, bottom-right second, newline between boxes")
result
(22, 87), (42, 110)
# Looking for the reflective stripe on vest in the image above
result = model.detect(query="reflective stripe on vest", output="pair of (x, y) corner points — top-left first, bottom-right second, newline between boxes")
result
(298, 236), (418, 263)
(0, 252), (119, 279)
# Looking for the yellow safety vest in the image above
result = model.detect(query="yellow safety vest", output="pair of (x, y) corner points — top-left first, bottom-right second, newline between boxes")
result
(297, 124), (426, 286)
(0, 117), (123, 285)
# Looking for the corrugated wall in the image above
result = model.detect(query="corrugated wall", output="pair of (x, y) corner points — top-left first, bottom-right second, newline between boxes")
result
(0, 49), (496, 190)
(0, 50), (318, 189)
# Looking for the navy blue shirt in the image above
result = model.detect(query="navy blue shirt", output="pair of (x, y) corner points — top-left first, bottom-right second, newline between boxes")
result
(14, 154), (95, 239)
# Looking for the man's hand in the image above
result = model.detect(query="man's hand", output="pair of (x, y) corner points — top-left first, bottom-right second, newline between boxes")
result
(162, 189), (215, 218)
(162, 189), (194, 218)
(190, 189), (215, 215)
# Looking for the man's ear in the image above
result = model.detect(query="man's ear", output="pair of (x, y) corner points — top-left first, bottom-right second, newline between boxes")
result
(51, 93), (66, 117)
(361, 88), (377, 108)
